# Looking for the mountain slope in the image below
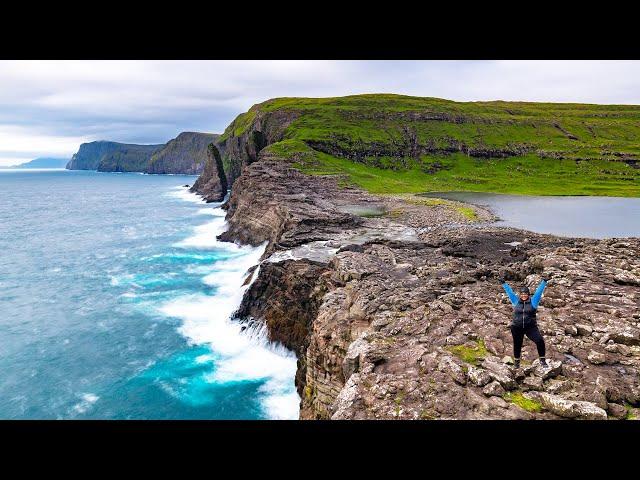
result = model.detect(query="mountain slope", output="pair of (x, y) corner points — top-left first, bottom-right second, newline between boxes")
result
(195, 94), (640, 197)
(146, 132), (219, 175)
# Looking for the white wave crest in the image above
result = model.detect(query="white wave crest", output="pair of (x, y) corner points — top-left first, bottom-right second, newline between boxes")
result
(72, 393), (99, 414)
(166, 186), (206, 204)
(158, 186), (300, 419)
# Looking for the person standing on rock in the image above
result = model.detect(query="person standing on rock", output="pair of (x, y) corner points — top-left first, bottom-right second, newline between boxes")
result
(499, 276), (549, 369)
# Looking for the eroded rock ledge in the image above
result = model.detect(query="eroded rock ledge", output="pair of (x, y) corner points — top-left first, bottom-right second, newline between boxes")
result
(222, 158), (640, 420)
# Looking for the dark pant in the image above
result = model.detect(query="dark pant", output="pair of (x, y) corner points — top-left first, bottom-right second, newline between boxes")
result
(510, 323), (545, 359)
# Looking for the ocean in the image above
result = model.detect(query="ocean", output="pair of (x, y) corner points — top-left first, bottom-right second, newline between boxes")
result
(0, 169), (299, 419)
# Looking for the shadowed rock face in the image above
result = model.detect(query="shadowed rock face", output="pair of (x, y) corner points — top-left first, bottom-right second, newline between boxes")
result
(189, 108), (300, 200)
(146, 132), (219, 175)
(189, 143), (227, 202)
(66, 141), (163, 171)
(66, 134), (219, 174)
(223, 156), (640, 420)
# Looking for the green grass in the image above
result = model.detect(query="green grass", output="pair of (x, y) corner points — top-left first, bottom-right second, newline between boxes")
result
(625, 404), (637, 420)
(447, 339), (487, 366)
(504, 392), (543, 413)
(454, 205), (478, 221)
(223, 94), (640, 197)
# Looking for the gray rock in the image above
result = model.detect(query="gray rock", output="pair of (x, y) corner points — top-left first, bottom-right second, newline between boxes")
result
(438, 356), (467, 385)
(468, 366), (492, 387)
(576, 324), (593, 336)
(610, 330), (640, 347)
(483, 381), (506, 397)
(482, 358), (517, 390)
(564, 325), (578, 336)
(522, 375), (544, 391)
(342, 337), (370, 381)
(587, 350), (606, 365)
(525, 392), (607, 420)
(546, 379), (572, 394)
(532, 359), (562, 379)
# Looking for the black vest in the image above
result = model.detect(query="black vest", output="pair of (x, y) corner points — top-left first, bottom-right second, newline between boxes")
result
(512, 300), (537, 327)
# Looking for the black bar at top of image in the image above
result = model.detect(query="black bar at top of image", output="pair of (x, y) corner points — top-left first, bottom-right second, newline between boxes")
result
(2, 6), (639, 60)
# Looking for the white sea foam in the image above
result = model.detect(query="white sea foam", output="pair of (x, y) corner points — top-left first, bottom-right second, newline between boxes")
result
(160, 194), (301, 419)
(72, 393), (99, 414)
(174, 216), (229, 249)
(166, 185), (206, 204)
(196, 207), (225, 216)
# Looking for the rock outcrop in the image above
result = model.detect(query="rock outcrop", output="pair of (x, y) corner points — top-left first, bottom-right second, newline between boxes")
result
(189, 103), (300, 200)
(221, 157), (640, 420)
(189, 143), (228, 202)
(189, 94), (640, 420)
(146, 132), (220, 175)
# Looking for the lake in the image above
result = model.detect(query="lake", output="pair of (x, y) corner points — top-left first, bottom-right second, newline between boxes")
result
(421, 192), (640, 238)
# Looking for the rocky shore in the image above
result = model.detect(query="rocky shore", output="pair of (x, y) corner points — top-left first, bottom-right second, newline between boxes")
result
(199, 156), (640, 420)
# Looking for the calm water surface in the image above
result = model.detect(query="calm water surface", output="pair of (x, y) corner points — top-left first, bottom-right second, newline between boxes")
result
(422, 191), (640, 238)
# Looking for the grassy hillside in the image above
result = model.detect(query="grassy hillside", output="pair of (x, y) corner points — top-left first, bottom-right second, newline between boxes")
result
(225, 94), (640, 196)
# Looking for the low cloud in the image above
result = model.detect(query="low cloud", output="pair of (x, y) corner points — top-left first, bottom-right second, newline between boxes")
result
(1, 60), (639, 165)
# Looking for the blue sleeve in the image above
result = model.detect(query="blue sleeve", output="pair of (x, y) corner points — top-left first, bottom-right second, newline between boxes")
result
(531, 280), (547, 309)
(502, 282), (519, 306)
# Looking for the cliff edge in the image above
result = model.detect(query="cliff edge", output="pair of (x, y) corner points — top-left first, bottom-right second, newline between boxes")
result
(191, 94), (640, 420)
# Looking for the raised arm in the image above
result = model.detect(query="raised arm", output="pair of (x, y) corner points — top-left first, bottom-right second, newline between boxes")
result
(501, 280), (519, 306)
(531, 279), (548, 309)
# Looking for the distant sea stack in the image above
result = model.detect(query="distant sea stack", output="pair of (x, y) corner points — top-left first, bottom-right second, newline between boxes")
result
(146, 132), (220, 175)
(189, 143), (228, 202)
(66, 141), (163, 172)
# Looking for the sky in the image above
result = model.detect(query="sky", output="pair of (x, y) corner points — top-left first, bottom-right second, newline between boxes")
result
(1, 60), (640, 166)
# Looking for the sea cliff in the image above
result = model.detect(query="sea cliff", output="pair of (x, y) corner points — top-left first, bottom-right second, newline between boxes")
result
(66, 132), (220, 174)
(190, 94), (640, 420)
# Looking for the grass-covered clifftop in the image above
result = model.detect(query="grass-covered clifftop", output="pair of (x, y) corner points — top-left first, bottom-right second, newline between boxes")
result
(220, 94), (640, 196)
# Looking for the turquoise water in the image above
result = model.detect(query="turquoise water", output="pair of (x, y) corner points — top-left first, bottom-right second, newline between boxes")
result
(0, 169), (299, 419)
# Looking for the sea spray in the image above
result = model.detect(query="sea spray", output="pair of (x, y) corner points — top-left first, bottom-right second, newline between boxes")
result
(159, 186), (300, 419)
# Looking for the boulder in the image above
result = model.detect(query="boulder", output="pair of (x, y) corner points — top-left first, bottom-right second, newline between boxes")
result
(482, 358), (517, 390)
(522, 375), (544, 391)
(576, 324), (593, 336)
(588, 350), (606, 365)
(438, 356), (467, 385)
(610, 330), (640, 347)
(525, 392), (607, 420)
(483, 381), (506, 397)
(532, 359), (562, 379)
(468, 366), (492, 387)
(564, 325), (578, 336)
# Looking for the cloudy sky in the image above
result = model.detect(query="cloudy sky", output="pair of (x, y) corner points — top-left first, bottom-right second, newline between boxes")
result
(1, 60), (640, 166)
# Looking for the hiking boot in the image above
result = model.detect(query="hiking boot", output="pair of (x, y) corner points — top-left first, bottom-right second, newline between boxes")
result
(514, 358), (521, 369)
(539, 358), (548, 368)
